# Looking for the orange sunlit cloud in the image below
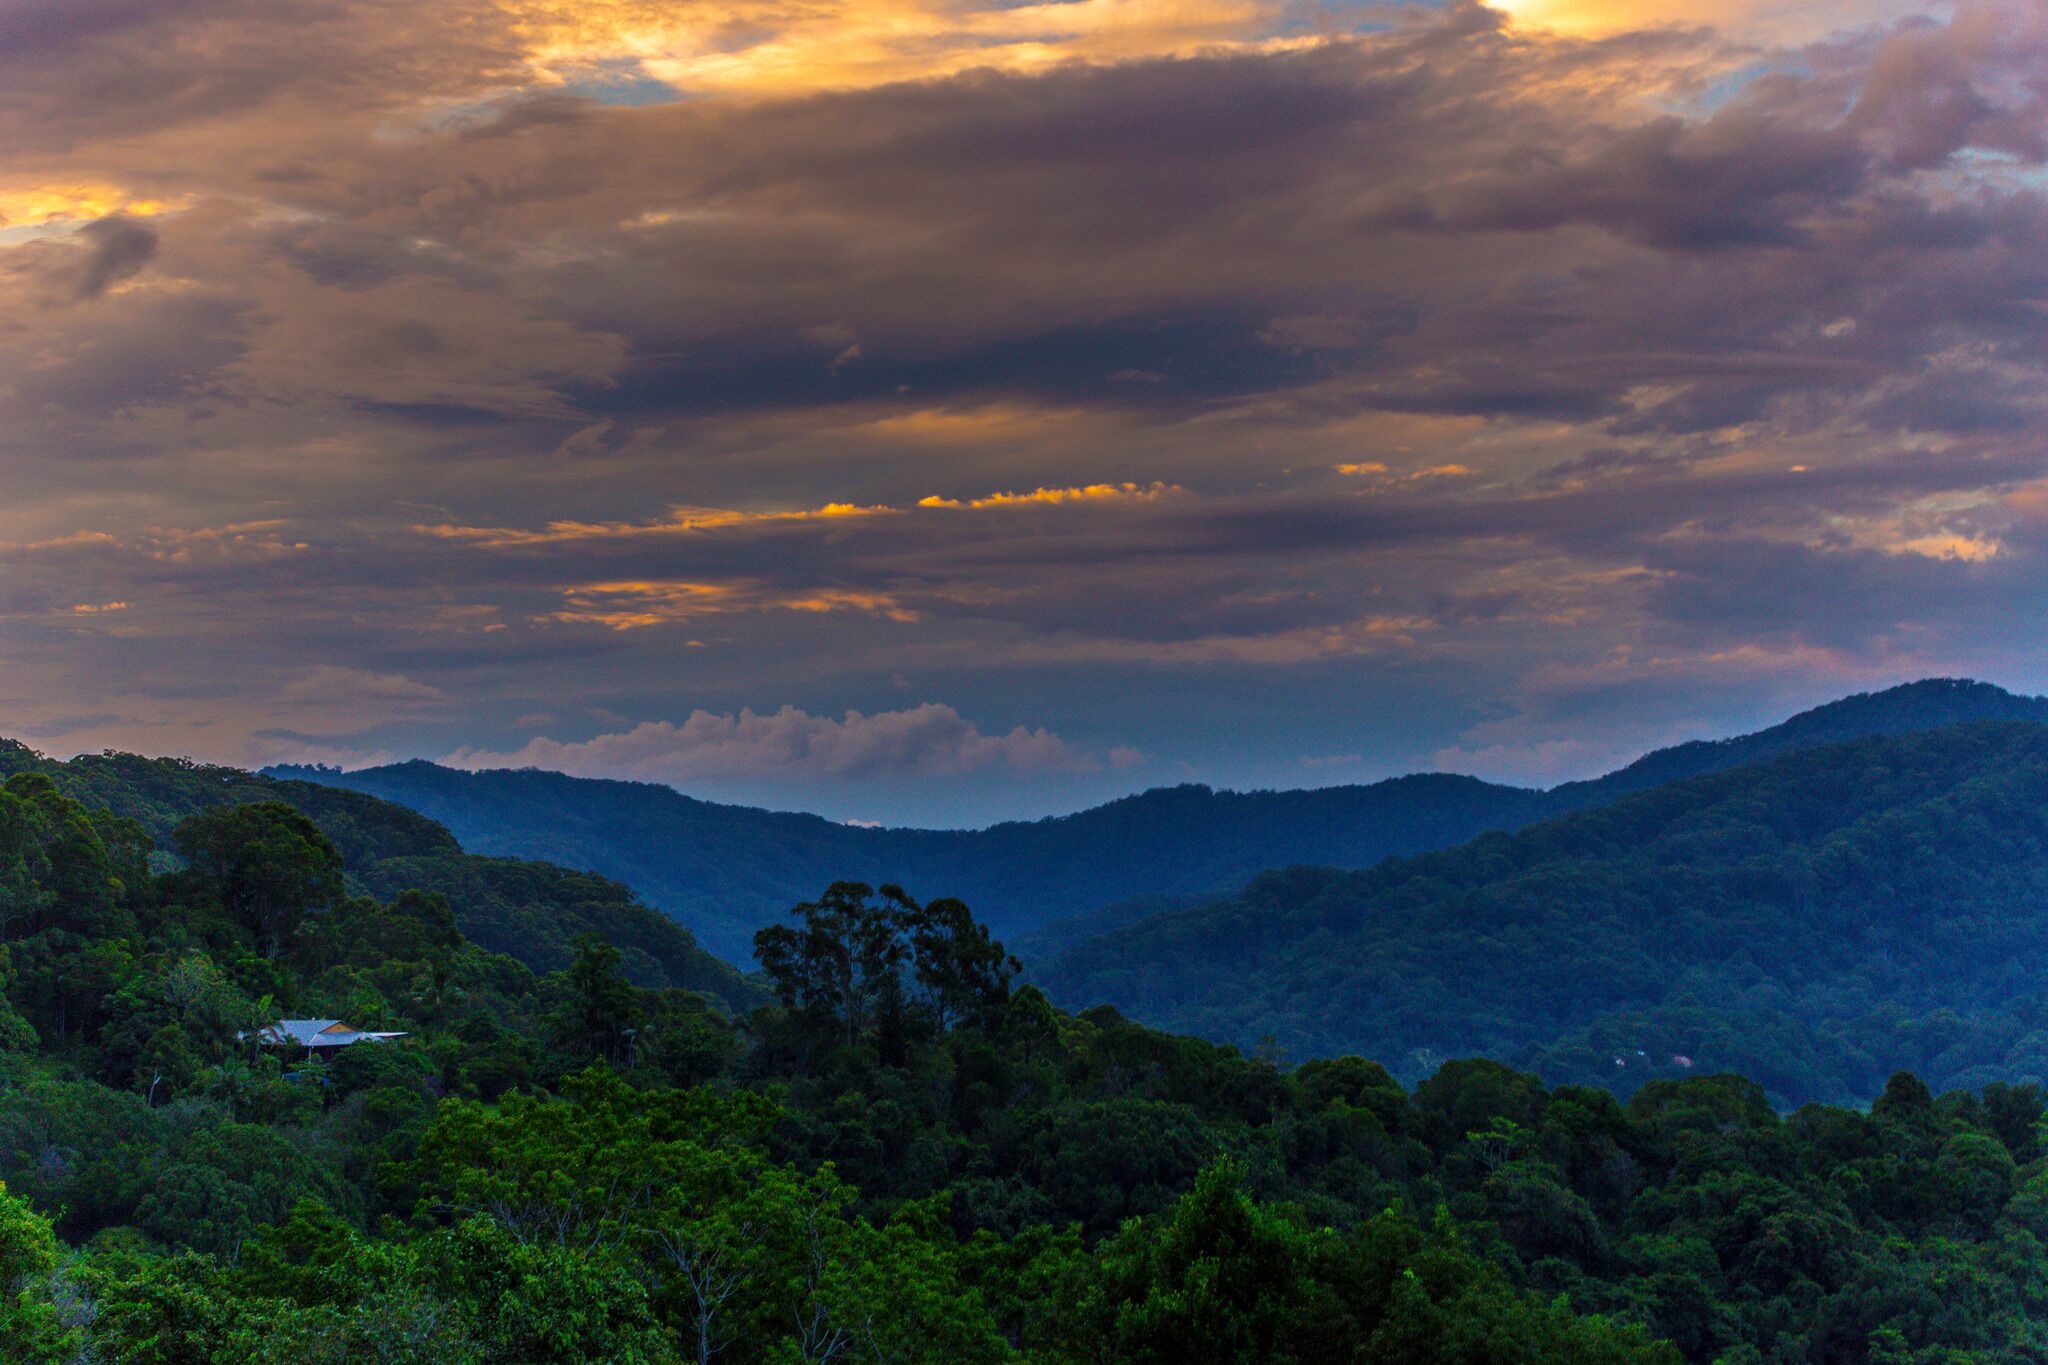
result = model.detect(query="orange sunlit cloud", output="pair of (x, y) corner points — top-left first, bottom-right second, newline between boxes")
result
(417, 502), (893, 547)
(1487, 0), (1939, 40)
(916, 482), (1179, 509)
(547, 580), (919, 629)
(422, 483), (1180, 548)
(0, 185), (190, 233)
(508, 0), (1279, 96)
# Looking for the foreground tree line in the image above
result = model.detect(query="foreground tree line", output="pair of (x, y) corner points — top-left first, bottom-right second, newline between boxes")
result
(1, 777), (2046, 1361)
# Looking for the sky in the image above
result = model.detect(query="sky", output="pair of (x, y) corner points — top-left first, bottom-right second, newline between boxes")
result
(5, 0), (2048, 825)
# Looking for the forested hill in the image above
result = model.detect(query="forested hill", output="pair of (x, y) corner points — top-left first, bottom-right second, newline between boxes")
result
(1544, 676), (2048, 809)
(5, 772), (2048, 1362)
(0, 742), (756, 1012)
(268, 762), (1548, 961)
(1034, 719), (2048, 1107)
(270, 678), (2047, 963)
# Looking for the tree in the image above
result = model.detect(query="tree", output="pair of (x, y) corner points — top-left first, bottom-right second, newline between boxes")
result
(558, 935), (639, 1064)
(755, 883), (912, 1049)
(175, 802), (344, 958)
(237, 1198), (357, 1306)
(0, 789), (56, 946)
(429, 1216), (678, 1364)
(908, 895), (1019, 1031)
(99, 952), (250, 1089)
(755, 884), (1017, 1051)
(133, 1123), (355, 1257)
(0, 773), (119, 944)
(0, 1178), (72, 1363)
(0, 1176), (57, 1292)
(1080, 1159), (1330, 1363)
(140, 1024), (201, 1106)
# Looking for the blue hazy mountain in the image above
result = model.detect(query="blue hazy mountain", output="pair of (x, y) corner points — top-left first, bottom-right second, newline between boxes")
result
(272, 678), (2048, 963)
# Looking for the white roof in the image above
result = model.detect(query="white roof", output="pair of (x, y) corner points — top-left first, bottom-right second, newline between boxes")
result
(244, 1019), (408, 1047)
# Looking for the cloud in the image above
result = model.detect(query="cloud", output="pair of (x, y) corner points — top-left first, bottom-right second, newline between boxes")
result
(227, 276), (631, 417)
(8, 0), (2048, 820)
(1027, 614), (1440, 665)
(501, 0), (1277, 97)
(544, 580), (920, 630)
(1491, 0), (1936, 41)
(417, 501), (892, 547)
(1424, 104), (1869, 251)
(443, 702), (1105, 781)
(281, 665), (447, 706)
(11, 713), (123, 740)
(915, 482), (1177, 510)
(247, 736), (405, 770)
(64, 215), (157, 300)
(1432, 736), (1622, 786)
(1849, 2), (2048, 168)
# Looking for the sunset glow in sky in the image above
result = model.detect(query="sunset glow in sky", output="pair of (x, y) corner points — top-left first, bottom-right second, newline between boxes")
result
(6, 0), (2048, 823)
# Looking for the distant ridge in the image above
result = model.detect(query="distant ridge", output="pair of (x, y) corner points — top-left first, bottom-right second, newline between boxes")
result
(262, 763), (1549, 961)
(270, 678), (2048, 962)
(1031, 715), (2048, 1106)
(1545, 678), (2048, 808)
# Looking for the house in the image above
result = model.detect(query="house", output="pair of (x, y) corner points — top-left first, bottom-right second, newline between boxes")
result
(244, 1019), (408, 1051)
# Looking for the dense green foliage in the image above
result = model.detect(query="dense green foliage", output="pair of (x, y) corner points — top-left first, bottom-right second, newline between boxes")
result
(0, 741), (757, 1012)
(3, 765), (2048, 1361)
(1037, 720), (2048, 1108)
(272, 679), (2048, 962)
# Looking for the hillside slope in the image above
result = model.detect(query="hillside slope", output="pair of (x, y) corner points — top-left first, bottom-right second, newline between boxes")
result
(10, 759), (2040, 1365)
(269, 763), (1549, 960)
(0, 742), (757, 1012)
(1544, 676), (2048, 808)
(1033, 719), (2048, 1106)
(272, 678), (2048, 963)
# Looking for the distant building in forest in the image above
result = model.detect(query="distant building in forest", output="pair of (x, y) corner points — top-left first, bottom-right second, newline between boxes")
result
(243, 1019), (407, 1050)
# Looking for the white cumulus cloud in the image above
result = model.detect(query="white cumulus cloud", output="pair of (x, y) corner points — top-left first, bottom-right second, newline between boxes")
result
(443, 703), (1108, 783)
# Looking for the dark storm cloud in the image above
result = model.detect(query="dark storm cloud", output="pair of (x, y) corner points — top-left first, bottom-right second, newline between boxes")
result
(64, 216), (158, 300)
(1419, 100), (1870, 250)
(19, 2), (2022, 441)
(0, 0), (522, 155)
(581, 310), (1331, 417)
(1640, 537), (2006, 652)
(8, 0), (2048, 807)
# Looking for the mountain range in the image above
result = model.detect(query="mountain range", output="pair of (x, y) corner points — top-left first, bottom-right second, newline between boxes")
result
(1034, 717), (2048, 1105)
(271, 678), (2048, 963)
(14, 689), (2042, 1362)
(5, 676), (2047, 1109)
